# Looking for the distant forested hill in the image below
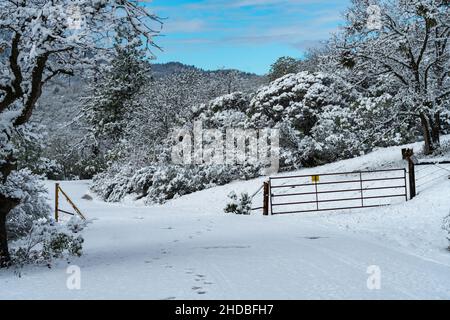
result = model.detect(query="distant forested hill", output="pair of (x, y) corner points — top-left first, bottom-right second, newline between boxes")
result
(34, 62), (266, 138)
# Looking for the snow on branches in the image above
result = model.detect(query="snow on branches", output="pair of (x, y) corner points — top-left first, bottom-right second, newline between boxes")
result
(0, 0), (161, 265)
(334, 0), (450, 154)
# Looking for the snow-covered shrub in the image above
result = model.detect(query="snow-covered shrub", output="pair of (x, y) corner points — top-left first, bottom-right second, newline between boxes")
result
(249, 72), (357, 130)
(247, 72), (415, 167)
(245, 72), (360, 166)
(10, 217), (87, 267)
(91, 162), (261, 205)
(193, 92), (250, 129)
(3, 170), (51, 241)
(91, 164), (157, 202)
(224, 192), (252, 215)
(14, 124), (64, 179)
(91, 165), (136, 202)
(146, 164), (260, 204)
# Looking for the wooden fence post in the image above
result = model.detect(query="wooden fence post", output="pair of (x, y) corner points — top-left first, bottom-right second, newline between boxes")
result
(403, 149), (416, 200)
(263, 181), (270, 216)
(55, 183), (59, 222)
(408, 157), (416, 200)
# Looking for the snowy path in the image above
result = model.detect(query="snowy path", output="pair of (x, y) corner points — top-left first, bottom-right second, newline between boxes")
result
(1, 174), (450, 299)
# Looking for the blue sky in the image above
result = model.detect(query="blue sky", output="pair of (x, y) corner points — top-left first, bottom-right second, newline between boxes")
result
(149, 0), (350, 75)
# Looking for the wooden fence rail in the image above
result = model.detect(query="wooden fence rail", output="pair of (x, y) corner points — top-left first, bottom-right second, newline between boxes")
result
(55, 183), (86, 222)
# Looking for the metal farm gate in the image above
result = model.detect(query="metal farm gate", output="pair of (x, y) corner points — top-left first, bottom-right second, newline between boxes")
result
(268, 169), (408, 215)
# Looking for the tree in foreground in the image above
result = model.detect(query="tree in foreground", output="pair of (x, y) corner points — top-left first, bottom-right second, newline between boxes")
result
(0, 0), (161, 266)
(334, 0), (450, 154)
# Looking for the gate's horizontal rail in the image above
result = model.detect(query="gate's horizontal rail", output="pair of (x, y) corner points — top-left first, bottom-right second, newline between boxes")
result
(271, 177), (405, 189)
(269, 168), (405, 180)
(272, 194), (407, 207)
(272, 185), (406, 198)
(417, 161), (450, 165)
(273, 204), (386, 215)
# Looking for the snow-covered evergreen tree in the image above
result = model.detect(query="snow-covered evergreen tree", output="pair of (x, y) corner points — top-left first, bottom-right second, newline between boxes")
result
(80, 27), (152, 169)
(268, 57), (301, 81)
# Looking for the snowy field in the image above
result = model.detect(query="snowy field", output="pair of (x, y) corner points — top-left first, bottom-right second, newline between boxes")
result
(1, 142), (450, 300)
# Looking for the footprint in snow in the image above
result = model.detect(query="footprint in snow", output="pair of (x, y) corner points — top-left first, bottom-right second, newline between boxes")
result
(303, 236), (330, 240)
(188, 271), (214, 295)
(185, 268), (194, 275)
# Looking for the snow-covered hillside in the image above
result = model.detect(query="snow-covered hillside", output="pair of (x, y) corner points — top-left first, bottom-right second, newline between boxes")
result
(1, 141), (449, 300)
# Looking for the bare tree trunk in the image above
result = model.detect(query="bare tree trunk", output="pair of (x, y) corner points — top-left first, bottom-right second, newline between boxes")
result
(432, 112), (441, 148)
(420, 113), (434, 155)
(0, 155), (20, 267)
(0, 195), (20, 267)
(0, 205), (11, 267)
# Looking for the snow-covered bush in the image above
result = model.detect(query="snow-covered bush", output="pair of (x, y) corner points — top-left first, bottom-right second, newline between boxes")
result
(14, 124), (64, 179)
(10, 217), (87, 267)
(247, 72), (415, 167)
(193, 92), (250, 129)
(249, 72), (357, 129)
(92, 161), (261, 204)
(224, 192), (252, 215)
(91, 165), (140, 202)
(246, 72), (360, 166)
(3, 170), (51, 241)
(146, 164), (260, 204)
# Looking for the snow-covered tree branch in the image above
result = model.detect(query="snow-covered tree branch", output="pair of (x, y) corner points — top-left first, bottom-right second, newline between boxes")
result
(334, 0), (450, 154)
(0, 0), (161, 266)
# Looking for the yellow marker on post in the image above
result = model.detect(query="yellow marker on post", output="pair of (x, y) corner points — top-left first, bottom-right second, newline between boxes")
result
(312, 175), (320, 183)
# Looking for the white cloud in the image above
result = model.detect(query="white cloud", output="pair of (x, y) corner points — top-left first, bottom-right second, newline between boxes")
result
(162, 19), (207, 33)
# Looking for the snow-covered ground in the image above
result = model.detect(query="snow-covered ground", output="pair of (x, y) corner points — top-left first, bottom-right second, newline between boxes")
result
(1, 141), (450, 300)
